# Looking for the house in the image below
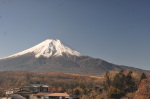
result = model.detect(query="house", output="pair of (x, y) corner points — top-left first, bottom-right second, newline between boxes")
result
(12, 84), (76, 99)
(20, 84), (49, 93)
(15, 84), (49, 99)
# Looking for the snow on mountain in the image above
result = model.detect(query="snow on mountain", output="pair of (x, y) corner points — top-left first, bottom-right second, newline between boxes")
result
(2, 39), (84, 59)
(0, 39), (148, 75)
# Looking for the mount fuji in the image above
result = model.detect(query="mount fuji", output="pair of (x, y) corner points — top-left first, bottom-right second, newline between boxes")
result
(0, 39), (148, 75)
(3, 39), (83, 59)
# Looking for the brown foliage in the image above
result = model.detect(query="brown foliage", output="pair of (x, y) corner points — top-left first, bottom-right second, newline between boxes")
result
(0, 71), (98, 96)
(135, 77), (150, 99)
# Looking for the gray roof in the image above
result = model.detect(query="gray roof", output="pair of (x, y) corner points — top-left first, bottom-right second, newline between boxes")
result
(27, 84), (49, 87)
(10, 94), (26, 99)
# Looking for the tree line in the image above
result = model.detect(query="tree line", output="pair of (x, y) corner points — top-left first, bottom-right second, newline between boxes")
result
(0, 71), (149, 99)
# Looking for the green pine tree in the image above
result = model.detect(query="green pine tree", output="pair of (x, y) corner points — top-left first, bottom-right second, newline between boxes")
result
(112, 71), (125, 91)
(124, 71), (137, 92)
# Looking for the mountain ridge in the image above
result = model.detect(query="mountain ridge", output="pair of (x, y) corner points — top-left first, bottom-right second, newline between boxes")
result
(0, 39), (149, 75)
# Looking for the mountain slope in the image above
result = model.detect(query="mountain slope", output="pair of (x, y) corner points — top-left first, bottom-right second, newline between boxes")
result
(0, 39), (148, 75)
(2, 39), (83, 59)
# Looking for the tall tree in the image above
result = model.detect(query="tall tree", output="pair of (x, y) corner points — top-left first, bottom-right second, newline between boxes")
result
(103, 71), (111, 90)
(140, 73), (147, 82)
(112, 71), (125, 91)
(107, 71), (126, 99)
(124, 71), (137, 92)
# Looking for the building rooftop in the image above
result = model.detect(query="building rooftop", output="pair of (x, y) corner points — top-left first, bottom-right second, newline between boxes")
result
(24, 84), (49, 87)
(45, 93), (70, 97)
(35, 92), (70, 97)
(35, 92), (50, 96)
(10, 94), (26, 99)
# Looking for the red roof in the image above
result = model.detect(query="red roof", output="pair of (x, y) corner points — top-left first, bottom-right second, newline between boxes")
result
(35, 92), (50, 96)
(45, 93), (70, 97)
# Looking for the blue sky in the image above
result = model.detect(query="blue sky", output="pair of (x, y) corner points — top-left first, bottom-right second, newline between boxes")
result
(0, 0), (150, 70)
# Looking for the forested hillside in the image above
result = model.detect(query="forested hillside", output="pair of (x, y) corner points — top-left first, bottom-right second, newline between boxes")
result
(0, 71), (149, 99)
(0, 71), (100, 97)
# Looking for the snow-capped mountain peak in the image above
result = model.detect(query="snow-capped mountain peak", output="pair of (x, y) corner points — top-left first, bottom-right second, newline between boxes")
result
(3, 39), (83, 59)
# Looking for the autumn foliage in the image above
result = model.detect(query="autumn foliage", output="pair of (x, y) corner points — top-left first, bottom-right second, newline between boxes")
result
(0, 70), (149, 99)
(135, 77), (150, 99)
